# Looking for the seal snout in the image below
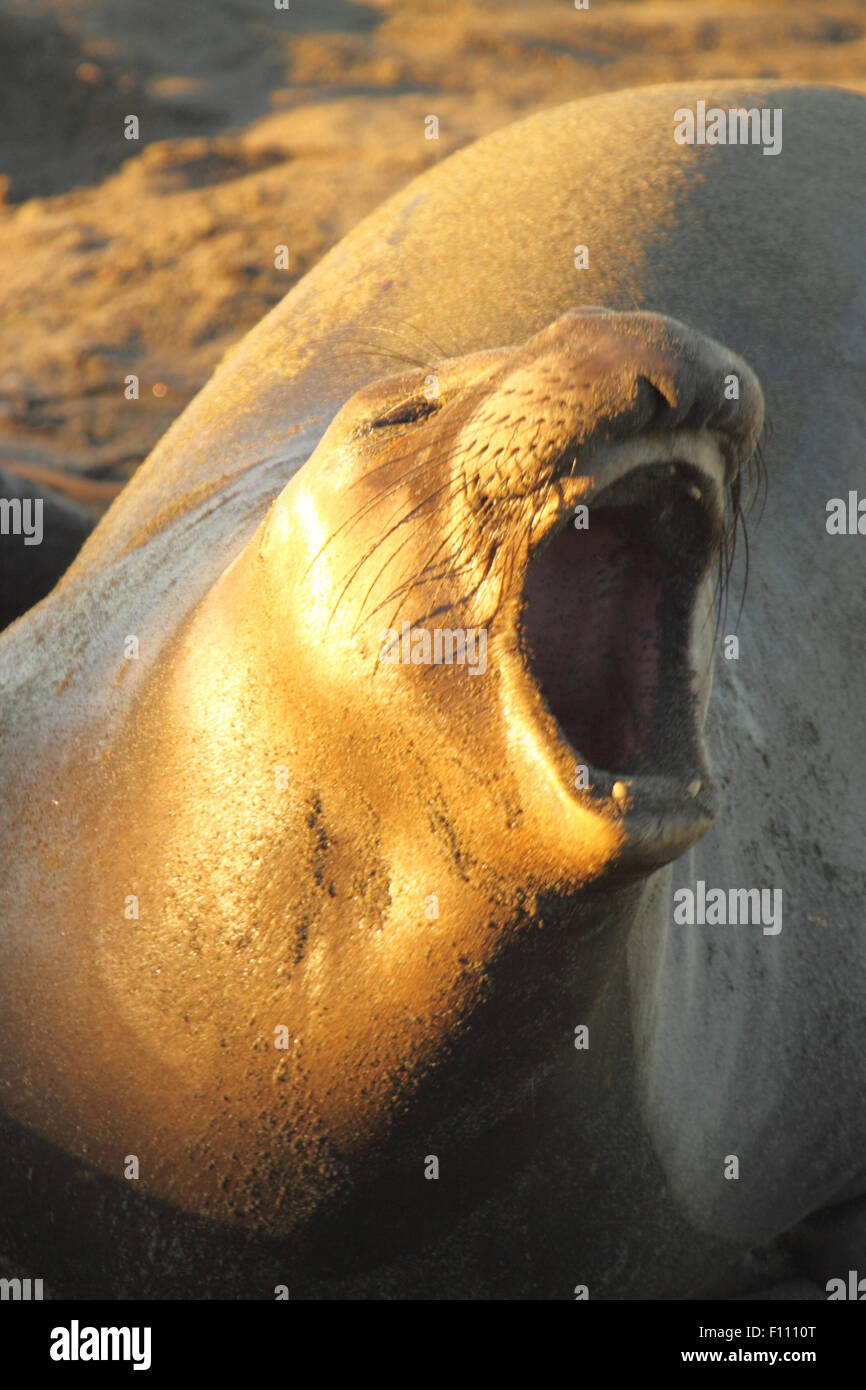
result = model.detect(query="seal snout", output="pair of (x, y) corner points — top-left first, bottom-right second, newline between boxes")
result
(524, 307), (764, 487)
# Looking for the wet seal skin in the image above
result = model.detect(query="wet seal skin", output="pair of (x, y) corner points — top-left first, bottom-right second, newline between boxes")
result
(0, 83), (865, 1299)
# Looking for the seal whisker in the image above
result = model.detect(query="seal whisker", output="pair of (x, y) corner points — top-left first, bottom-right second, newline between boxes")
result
(367, 515), (479, 636)
(368, 569), (495, 686)
(377, 542), (507, 658)
(356, 321), (455, 363)
(529, 474), (557, 543)
(378, 472), (515, 643)
(303, 450), (453, 580)
(327, 474), (468, 630)
(342, 340), (431, 371)
(346, 486), (472, 636)
(712, 424), (769, 641)
(362, 486), (485, 626)
(346, 427), (465, 500)
(401, 492), (515, 638)
(292, 322), (441, 373)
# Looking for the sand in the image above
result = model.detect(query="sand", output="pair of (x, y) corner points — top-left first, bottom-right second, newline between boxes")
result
(0, 0), (864, 505)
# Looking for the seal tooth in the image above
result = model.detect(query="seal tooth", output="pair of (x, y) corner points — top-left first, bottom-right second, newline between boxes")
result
(687, 483), (702, 501)
(687, 779), (702, 798)
(611, 780), (629, 804)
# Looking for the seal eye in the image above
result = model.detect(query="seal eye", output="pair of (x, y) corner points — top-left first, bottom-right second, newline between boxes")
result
(371, 398), (438, 429)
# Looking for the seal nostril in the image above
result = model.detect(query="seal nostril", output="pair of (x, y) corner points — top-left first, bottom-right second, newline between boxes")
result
(636, 374), (678, 428)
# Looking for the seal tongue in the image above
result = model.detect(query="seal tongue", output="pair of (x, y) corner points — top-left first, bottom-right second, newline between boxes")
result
(522, 512), (665, 772)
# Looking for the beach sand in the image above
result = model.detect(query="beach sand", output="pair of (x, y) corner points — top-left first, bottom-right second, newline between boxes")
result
(0, 0), (864, 503)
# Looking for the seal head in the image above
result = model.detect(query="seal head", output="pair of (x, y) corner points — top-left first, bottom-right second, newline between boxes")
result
(226, 307), (764, 890)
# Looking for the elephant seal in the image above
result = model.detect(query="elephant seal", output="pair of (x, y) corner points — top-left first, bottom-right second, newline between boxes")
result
(1, 81), (865, 1300)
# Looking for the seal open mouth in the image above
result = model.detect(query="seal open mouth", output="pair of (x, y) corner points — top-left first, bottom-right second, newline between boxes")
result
(519, 445), (725, 867)
(522, 458), (719, 774)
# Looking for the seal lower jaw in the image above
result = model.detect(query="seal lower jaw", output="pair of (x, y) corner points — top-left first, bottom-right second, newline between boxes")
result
(589, 772), (718, 883)
(517, 436), (726, 878)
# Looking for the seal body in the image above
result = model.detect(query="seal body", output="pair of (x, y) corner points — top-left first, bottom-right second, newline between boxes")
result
(1, 82), (865, 1299)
